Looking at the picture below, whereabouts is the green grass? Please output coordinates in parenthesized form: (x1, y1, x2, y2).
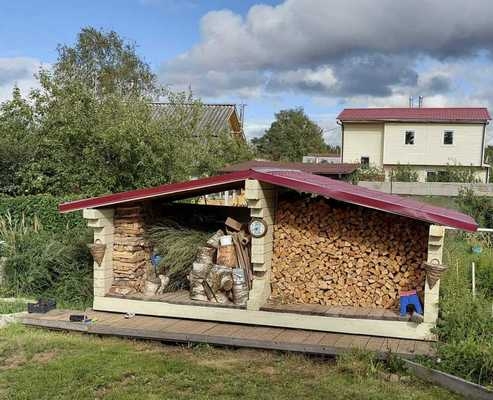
(433, 233, 493, 386)
(0, 300, 27, 314)
(0, 324, 461, 400)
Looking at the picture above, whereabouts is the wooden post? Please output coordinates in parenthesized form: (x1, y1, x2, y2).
(472, 262, 476, 297)
(424, 225, 445, 325)
(83, 208, 115, 297)
(244, 179, 277, 310)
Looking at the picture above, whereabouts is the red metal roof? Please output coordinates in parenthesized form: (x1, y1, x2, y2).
(219, 160, 358, 175)
(337, 107, 491, 123)
(59, 169, 477, 231)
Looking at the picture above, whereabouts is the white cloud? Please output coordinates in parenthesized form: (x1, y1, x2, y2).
(0, 57, 42, 102)
(160, 0, 493, 100)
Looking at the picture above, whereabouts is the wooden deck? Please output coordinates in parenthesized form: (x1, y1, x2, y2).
(262, 302, 404, 321)
(107, 290, 245, 310)
(109, 291, 403, 321)
(19, 309, 434, 358)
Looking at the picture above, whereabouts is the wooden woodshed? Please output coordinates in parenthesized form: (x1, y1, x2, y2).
(59, 168, 477, 341)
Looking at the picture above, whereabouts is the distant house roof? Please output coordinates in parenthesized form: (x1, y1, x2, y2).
(59, 168, 477, 231)
(337, 107, 491, 123)
(219, 160, 358, 176)
(152, 103, 245, 141)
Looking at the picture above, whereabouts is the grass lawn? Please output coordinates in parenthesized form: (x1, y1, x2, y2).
(0, 300, 27, 314)
(0, 324, 462, 400)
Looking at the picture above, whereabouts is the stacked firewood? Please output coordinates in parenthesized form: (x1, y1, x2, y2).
(189, 217, 251, 305)
(271, 197, 429, 309)
(110, 206, 151, 295)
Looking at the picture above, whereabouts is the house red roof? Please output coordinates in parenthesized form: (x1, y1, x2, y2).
(59, 169, 478, 231)
(219, 160, 358, 176)
(337, 107, 491, 123)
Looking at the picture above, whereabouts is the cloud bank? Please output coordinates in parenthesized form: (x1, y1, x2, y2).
(160, 0, 493, 105)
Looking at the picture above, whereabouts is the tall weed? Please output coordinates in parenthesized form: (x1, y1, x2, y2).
(0, 213, 92, 309)
(436, 234, 493, 386)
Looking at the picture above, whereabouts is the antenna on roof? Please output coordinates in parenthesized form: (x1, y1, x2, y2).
(418, 96, 424, 108)
(239, 102, 246, 129)
(409, 96, 414, 108)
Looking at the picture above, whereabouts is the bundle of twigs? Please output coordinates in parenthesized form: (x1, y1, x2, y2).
(146, 220, 211, 291)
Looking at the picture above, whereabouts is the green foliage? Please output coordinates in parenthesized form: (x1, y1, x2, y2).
(252, 108, 326, 161)
(336, 350, 383, 378)
(350, 166, 386, 183)
(434, 234, 493, 386)
(0, 300, 27, 314)
(0, 325, 459, 400)
(0, 194, 84, 232)
(426, 164, 480, 183)
(55, 27, 156, 98)
(456, 188, 493, 228)
(0, 28, 252, 197)
(146, 221, 211, 291)
(389, 164, 418, 182)
(0, 214, 92, 309)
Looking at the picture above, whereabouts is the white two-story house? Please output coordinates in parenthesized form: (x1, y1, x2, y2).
(338, 107, 491, 182)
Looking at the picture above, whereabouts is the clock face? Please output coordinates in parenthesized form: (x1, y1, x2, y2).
(249, 219, 267, 238)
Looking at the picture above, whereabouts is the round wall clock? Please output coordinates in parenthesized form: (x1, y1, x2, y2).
(248, 218, 268, 238)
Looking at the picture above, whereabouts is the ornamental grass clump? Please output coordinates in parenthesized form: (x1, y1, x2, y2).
(0, 213, 92, 309)
(146, 220, 211, 291)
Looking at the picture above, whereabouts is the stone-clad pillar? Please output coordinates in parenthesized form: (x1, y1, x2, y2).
(424, 225, 445, 325)
(244, 179, 277, 310)
(83, 208, 115, 297)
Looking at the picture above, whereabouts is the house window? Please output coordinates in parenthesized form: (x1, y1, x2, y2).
(443, 130, 454, 145)
(360, 156, 370, 168)
(405, 130, 415, 145)
(426, 171, 437, 182)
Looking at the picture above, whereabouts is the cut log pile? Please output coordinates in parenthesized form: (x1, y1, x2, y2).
(109, 206, 151, 296)
(271, 197, 429, 309)
(188, 217, 252, 305)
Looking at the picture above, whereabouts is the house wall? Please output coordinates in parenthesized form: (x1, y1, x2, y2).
(342, 121, 488, 182)
(383, 122, 485, 166)
(342, 123, 384, 165)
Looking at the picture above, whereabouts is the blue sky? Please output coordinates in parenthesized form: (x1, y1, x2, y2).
(1, 0, 493, 144)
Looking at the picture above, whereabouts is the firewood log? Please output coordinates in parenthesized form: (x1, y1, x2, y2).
(271, 197, 428, 309)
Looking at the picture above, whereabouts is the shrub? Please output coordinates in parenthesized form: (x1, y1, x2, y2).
(350, 166, 386, 183)
(0, 213, 92, 309)
(389, 164, 418, 182)
(0, 194, 84, 232)
(456, 188, 493, 228)
(426, 164, 480, 183)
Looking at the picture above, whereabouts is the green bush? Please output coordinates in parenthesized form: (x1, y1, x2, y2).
(0, 214, 92, 309)
(389, 164, 418, 182)
(0, 194, 84, 232)
(426, 164, 480, 183)
(350, 166, 386, 183)
(456, 188, 493, 228)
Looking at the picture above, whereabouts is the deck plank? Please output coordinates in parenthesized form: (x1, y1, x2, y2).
(19, 309, 434, 358)
(274, 329, 312, 344)
(200, 322, 243, 337)
(349, 335, 371, 350)
(365, 337, 385, 352)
